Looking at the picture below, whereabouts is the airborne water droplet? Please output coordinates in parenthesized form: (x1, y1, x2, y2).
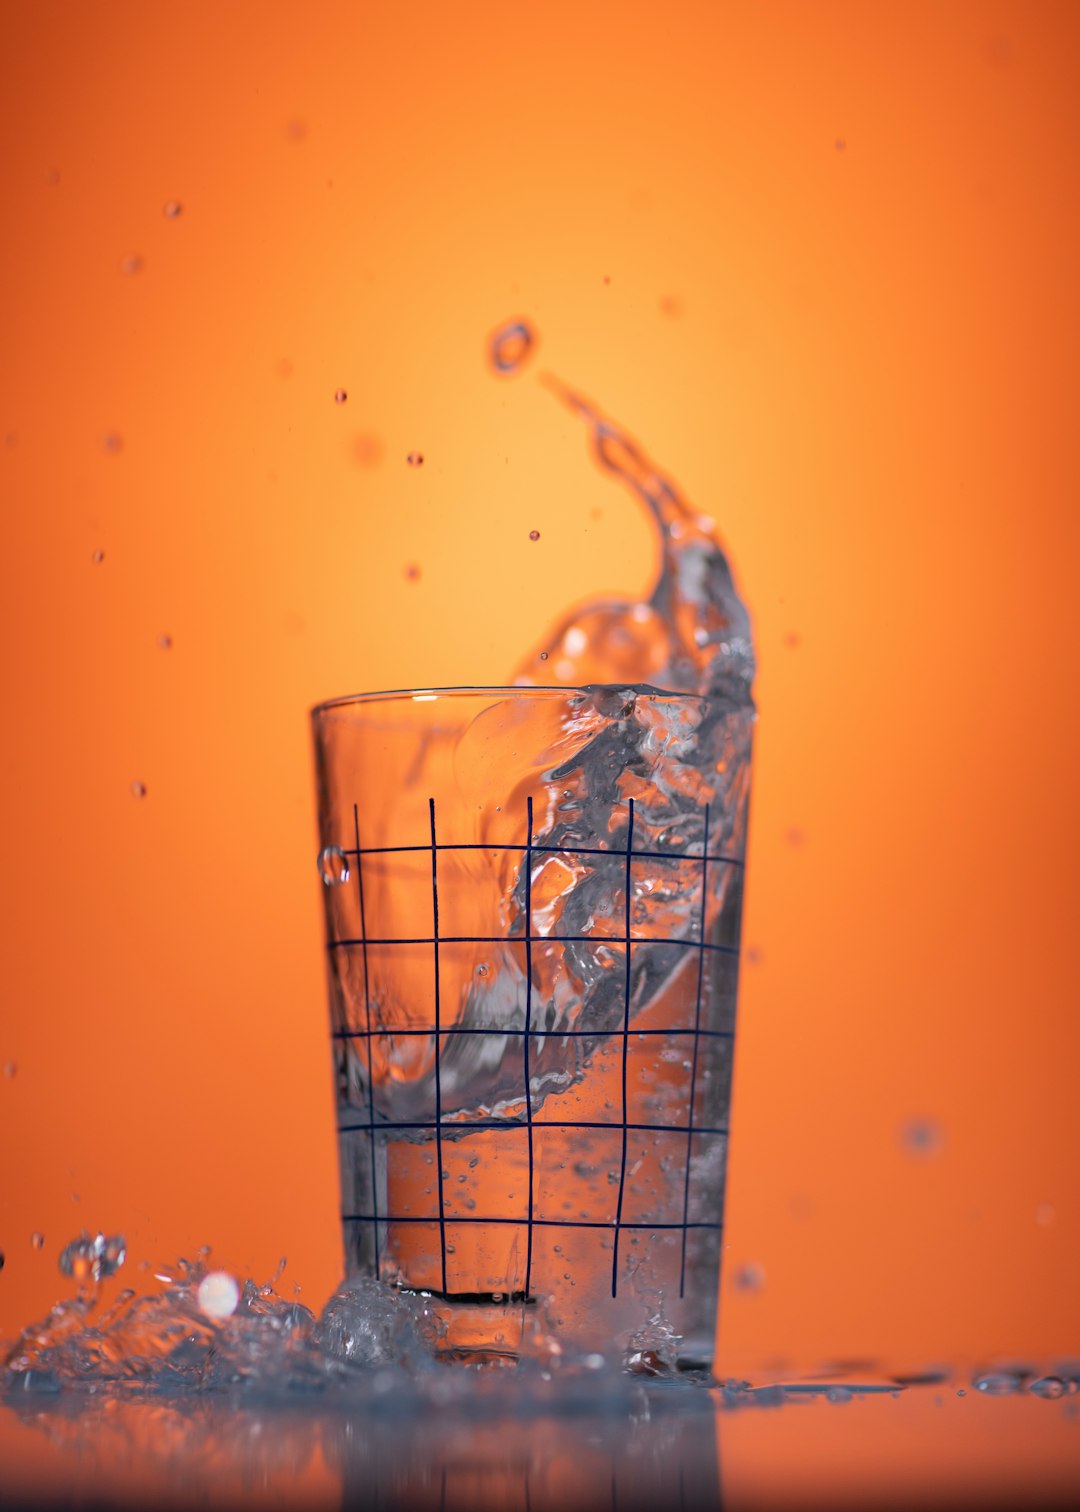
(732, 1262, 765, 1293)
(131, 781, 147, 798)
(163, 200, 182, 218)
(901, 1118, 942, 1158)
(197, 1270, 240, 1319)
(92, 549, 105, 564)
(318, 846, 350, 886)
(158, 633, 172, 650)
(31, 1232, 44, 1249)
(406, 452, 424, 467)
(488, 319, 535, 376)
(529, 530, 540, 541)
(334, 389, 347, 404)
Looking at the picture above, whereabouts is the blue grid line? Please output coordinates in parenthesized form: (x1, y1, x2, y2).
(328, 935, 738, 956)
(341, 1214, 723, 1231)
(679, 800, 709, 1298)
(610, 797, 635, 1297)
(333, 1025, 733, 1041)
(352, 803, 379, 1277)
(523, 794, 536, 1298)
(341, 841, 743, 868)
(339, 1119, 728, 1136)
(429, 797, 448, 1296)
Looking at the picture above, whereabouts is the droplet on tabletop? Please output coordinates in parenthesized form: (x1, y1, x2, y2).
(163, 200, 182, 218)
(334, 389, 347, 404)
(826, 1386, 853, 1403)
(197, 1270, 240, 1319)
(406, 451, 423, 467)
(974, 1371, 1022, 1396)
(488, 319, 535, 376)
(319, 846, 350, 886)
(131, 781, 147, 799)
(1029, 1376, 1066, 1399)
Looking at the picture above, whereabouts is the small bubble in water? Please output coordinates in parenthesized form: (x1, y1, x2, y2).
(488, 319, 535, 376)
(120, 254, 144, 275)
(468, 1156, 480, 1169)
(163, 200, 182, 218)
(1029, 1376, 1066, 1398)
(318, 846, 350, 886)
(826, 1386, 853, 1403)
(529, 529, 540, 541)
(31, 1232, 44, 1249)
(476, 963, 489, 977)
(901, 1117, 942, 1158)
(131, 780, 146, 798)
(732, 1262, 765, 1293)
(406, 452, 424, 467)
(197, 1270, 239, 1319)
(334, 389, 347, 404)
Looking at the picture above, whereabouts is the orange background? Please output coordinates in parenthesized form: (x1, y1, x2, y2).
(1, 0, 1078, 1376)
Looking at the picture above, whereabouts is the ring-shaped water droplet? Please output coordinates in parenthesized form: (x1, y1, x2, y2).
(488, 319, 535, 376)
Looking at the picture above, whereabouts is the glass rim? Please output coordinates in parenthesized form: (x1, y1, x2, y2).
(310, 683, 711, 717)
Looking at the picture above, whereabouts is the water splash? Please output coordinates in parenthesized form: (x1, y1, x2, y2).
(514, 373, 754, 705)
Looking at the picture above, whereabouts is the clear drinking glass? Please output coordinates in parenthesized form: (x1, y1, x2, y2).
(311, 685, 753, 1366)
